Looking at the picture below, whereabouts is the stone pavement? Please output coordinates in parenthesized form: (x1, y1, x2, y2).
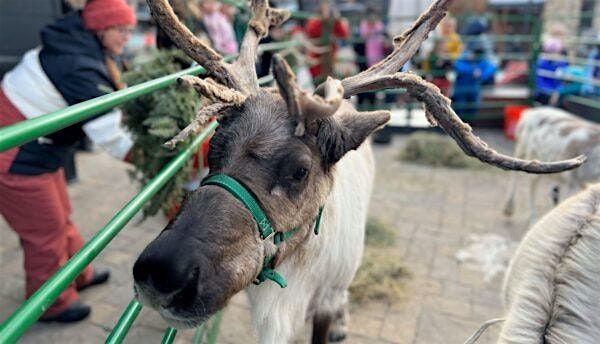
(0, 129, 560, 343)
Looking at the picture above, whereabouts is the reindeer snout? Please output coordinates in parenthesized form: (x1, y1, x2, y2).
(133, 231, 200, 297)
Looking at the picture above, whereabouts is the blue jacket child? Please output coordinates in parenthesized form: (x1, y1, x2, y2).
(451, 43, 496, 120)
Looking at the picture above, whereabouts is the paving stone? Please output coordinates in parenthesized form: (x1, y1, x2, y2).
(379, 310, 418, 344)
(413, 308, 481, 344)
(347, 312, 384, 338)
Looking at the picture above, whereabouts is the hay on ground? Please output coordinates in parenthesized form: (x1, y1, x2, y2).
(398, 132, 487, 169)
(349, 248, 409, 304)
(349, 217, 408, 304)
(365, 217, 397, 247)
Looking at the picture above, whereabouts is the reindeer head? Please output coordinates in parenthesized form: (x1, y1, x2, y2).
(133, 0, 585, 328)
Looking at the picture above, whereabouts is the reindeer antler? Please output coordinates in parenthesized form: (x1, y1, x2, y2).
(233, 0, 291, 93)
(272, 54, 343, 136)
(146, 0, 239, 89)
(163, 103, 235, 149)
(147, 0, 289, 95)
(314, 0, 586, 174)
(178, 76, 246, 104)
(147, 0, 291, 148)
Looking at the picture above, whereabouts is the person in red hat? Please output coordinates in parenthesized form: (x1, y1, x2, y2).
(0, 0, 136, 323)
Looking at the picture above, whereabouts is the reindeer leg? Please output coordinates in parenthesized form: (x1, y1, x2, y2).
(529, 175, 541, 224)
(328, 301, 349, 342)
(551, 185, 561, 205)
(503, 171, 518, 217)
(312, 312, 333, 344)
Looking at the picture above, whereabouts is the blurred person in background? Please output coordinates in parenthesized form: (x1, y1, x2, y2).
(357, 6, 386, 109)
(460, 0, 494, 64)
(0, 0, 136, 323)
(451, 42, 496, 121)
(438, 16, 462, 61)
(534, 36, 569, 105)
(218, 2, 248, 47)
(420, 16, 462, 97)
(200, 0, 238, 55)
(305, 0, 349, 85)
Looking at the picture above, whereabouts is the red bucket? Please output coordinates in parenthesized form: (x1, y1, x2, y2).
(504, 105, 529, 141)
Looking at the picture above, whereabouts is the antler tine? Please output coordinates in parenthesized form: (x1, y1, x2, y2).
(179, 76, 246, 104)
(316, 0, 452, 97)
(164, 102, 233, 149)
(146, 0, 240, 89)
(233, 0, 291, 93)
(359, 72, 587, 174)
(272, 54, 343, 136)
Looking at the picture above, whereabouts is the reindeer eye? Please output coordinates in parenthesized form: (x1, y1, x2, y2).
(293, 167, 308, 181)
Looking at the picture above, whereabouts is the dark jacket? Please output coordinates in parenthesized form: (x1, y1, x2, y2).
(40, 11, 115, 144)
(9, 12, 115, 175)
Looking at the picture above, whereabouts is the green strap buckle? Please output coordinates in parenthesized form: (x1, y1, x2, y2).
(314, 207, 324, 235)
(253, 267, 287, 288)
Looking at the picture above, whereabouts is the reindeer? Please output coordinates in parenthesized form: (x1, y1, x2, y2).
(500, 183, 600, 343)
(503, 107, 600, 222)
(132, 1, 585, 343)
(466, 183, 600, 344)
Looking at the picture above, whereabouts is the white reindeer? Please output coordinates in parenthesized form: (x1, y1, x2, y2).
(501, 184, 600, 343)
(466, 184, 600, 344)
(132, 1, 583, 343)
(504, 107, 600, 222)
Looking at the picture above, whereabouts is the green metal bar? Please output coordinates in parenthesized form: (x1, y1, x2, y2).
(161, 327, 178, 344)
(192, 322, 208, 344)
(191, 312, 223, 344)
(0, 122, 218, 343)
(0, 40, 300, 153)
(206, 312, 223, 344)
(105, 299, 143, 344)
(257, 40, 299, 54)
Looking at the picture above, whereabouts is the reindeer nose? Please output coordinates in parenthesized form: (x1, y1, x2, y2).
(133, 231, 199, 295)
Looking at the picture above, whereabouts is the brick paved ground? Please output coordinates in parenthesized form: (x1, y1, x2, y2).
(0, 129, 559, 343)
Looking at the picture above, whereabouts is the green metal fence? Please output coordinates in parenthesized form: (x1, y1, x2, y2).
(0, 41, 297, 344)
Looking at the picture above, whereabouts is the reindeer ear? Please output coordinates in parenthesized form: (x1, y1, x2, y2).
(316, 111, 390, 166)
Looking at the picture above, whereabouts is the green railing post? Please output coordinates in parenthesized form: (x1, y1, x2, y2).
(161, 327, 178, 344)
(105, 299, 143, 344)
(0, 122, 217, 343)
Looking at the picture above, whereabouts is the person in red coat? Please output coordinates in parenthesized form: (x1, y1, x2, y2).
(0, 0, 136, 323)
(305, 0, 350, 84)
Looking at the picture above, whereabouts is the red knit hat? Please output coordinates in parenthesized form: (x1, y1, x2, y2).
(82, 0, 137, 32)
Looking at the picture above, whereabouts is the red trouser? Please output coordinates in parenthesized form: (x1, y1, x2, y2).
(0, 169, 93, 316)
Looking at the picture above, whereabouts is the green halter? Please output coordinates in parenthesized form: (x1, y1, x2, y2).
(201, 174, 324, 288)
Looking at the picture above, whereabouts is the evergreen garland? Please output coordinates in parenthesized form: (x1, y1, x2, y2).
(122, 50, 202, 219)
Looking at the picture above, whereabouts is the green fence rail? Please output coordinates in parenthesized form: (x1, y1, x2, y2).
(0, 122, 217, 343)
(0, 40, 295, 343)
(0, 41, 299, 153)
